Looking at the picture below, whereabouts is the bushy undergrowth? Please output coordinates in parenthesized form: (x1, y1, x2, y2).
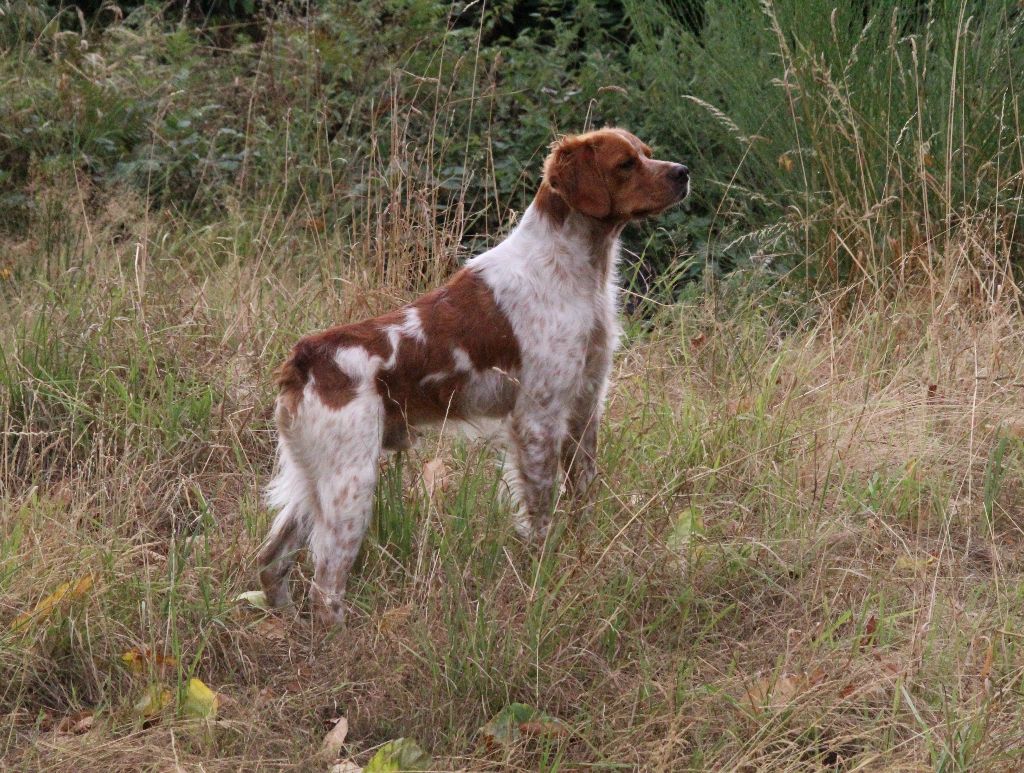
(3, 1, 1020, 291)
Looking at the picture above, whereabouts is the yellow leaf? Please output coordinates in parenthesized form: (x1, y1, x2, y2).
(12, 574, 94, 630)
(778, 153, 795, 172)
(182, 678, 220, 719)
(120, 647, 177, 675)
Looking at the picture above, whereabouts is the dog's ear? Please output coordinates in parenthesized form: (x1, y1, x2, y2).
(544, 137, 611, 219)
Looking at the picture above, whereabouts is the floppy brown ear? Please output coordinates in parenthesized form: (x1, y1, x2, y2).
(544, 139, 611, 219)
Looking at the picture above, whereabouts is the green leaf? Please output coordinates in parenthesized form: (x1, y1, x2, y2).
(667, 507, 704, 552)
(364, 738, 431, 772)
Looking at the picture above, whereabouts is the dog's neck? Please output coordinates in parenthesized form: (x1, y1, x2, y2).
(519, 181, 625, 282)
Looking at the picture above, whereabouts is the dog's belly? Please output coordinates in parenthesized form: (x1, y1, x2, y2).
(378, 363, 519, 450)
(453, 366, 519, 418)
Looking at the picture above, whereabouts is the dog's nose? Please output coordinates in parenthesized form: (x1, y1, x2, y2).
(671, 164, 689, 182)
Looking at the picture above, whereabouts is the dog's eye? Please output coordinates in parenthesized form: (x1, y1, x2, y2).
(618, 158, 637, 171)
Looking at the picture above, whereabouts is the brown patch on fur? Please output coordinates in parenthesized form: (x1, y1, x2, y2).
(276, 337, 360, 412)
(272, 268, 521, 448)
(377, 268, 520, 434)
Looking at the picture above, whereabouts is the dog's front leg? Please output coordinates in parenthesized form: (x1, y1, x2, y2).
(506, 405, 567, 541)
(561, 345, 612, 501)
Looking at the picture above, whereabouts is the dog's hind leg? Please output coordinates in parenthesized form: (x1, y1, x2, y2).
(306, 394, 384, 625)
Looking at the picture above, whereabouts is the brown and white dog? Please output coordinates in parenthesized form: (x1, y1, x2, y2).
(259, 128, 689, 624)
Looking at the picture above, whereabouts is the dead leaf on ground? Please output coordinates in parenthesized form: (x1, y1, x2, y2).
(235, 590, 270, 611)
(11, 574, 95, 630)
(120, 647, 178, 676)
(55, 711, 94, 735)
(745, 669, 827, 711)
(479, 703, 569, 749)
(421, 457, 448, 500)
(321, 716, 349, 759)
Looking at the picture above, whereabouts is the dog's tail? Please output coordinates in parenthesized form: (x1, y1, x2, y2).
(260, 341, 323, 606)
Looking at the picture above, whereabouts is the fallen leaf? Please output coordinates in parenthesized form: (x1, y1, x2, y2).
(421, 458, 448, 500)
(182, 678, 220, 719)
(745, 671, 821, 710)
(690, 332, 708, 351)
(120, 647, 178, 676)
(56, 711, 94, 735)
(894, 554, 935, 574)
(257, 616, 287, 641)
(321, 716, 349, 759)
(12, 574, 95, 630)
(364, 738, 431, 772)
(479, 703, 569, 749)
(860, 614, 878, 648)
(235, 590, 270, 611)
(778, 153, 795, 172)
(134, 684, 172, 718)
(666, 507, 705, 565)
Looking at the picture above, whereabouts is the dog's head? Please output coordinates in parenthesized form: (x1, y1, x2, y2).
(543, 128, 689, 221)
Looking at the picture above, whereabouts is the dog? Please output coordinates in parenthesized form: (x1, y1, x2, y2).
(258, 127, 689, 624)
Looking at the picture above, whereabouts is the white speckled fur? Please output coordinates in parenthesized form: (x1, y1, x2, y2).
(468, 205, 622, 537)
